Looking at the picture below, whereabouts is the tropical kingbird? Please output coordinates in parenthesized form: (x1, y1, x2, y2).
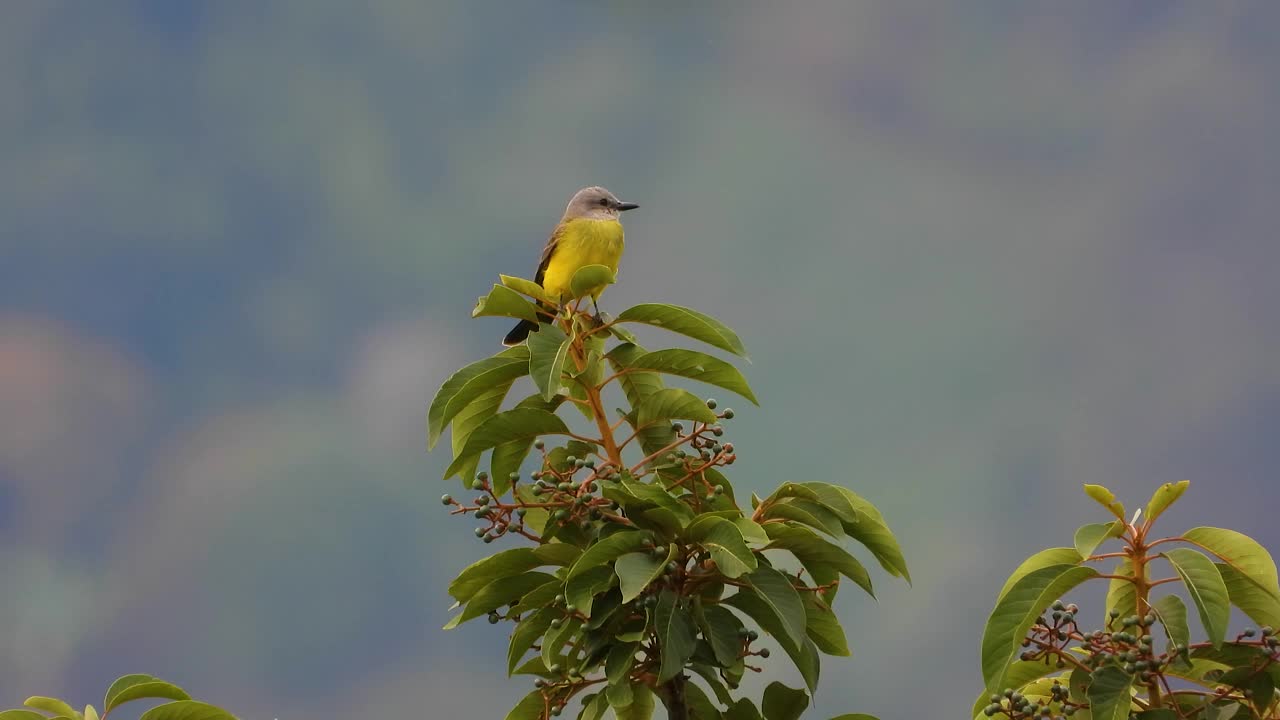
(502, 186, 638, 346)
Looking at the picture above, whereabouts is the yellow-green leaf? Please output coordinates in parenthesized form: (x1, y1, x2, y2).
(1083, 484, 1126, 520)
(473, 284, 540, 322)
(1145, 481, 1189, 524)
(616, 303, 748, 358)
(626, 348, 758, 405)
(569, 264, 616, 300)
(1164, 548, 1230, 648)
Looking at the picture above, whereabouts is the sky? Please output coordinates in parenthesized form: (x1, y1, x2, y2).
(1, 2, 1278, 718)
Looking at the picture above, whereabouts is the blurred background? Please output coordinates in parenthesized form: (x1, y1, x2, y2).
(2, 2, 1278, 717)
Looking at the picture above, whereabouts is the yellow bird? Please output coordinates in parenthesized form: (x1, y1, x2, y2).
(503, 186, 638, 346)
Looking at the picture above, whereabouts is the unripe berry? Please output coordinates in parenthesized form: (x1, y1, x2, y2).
(474, 527, 486, 537)
(759, 648, 770, 658)
(534, 439, 545, 450)
(722, 408, 734, 419)
(441, 494, 453, 505)
(672, 422, 684, 433)
(706, 398, 718, 409)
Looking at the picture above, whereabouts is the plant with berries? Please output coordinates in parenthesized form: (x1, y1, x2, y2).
(428, 267, 909, 720)
(977, 481, 1280, 720)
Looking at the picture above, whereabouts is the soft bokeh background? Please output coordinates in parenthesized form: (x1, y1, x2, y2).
(3, 2, 1278, 717)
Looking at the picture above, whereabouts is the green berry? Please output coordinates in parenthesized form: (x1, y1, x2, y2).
(671, 422, 684, 433)
(706, 398, 718, 409)
(584, 459, 596, 469)
(441, 494, 453, 505)
(488, 613, 500, 624)
(474, 527, 486, 537)
(722, 408, 734, 419)
(565, 455, 576, 465)
(534, 439, 545, 450)
(531, 486, 544, 496)
(713, 484, 725, 495)
(509, 471, 520, 482)
(747, 630, 759, 641)
(758, 648, 770, 658)
(574, 458, 586, 468)
(477, 495, 490, 505)
(552, 509, 568, 521)
(551, 618, 563, 629)
(516, 507, 528, 517)
(482, 534, 495, 543)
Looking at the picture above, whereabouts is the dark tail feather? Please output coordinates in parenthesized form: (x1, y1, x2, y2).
(503, 319, 538, 346)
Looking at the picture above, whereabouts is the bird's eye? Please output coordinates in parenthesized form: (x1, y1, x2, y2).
(599, 198, 610, 207)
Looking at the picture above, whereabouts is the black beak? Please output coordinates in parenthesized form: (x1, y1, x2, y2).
(615, 201, 639, 212)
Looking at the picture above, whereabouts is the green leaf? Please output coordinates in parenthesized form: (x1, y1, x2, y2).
(690, 664, 735, 707)
(444, 571, 558, 628)
(474, 284, 541, 322)
(500, 274, 550, 303)
(104, 682, 192, 712)
(802, 594, 850, 656)
(492, 394, 565, 494)
(445, 408, 570, 479)
(449, 381, 518, 486)
(1184, 527, 1280, 597)
(981, 564, 1099, 693)
(635, 388, 718, 426)
(1135, 711, 1179, 720)
(615, 684, 655, 720)
(685, 517, 757, 579)
(508, 608, 556, 675)
(698, 603, 747, 666)
(504, 690, 547, 720)
(105, 675, 164, 712)
(997, 548, 1084, 602)
(682, 680, 722, 720)
(763, 499, 844, 538)
(565, 564, 615, 618)
(528, 323, 572, 401)
(0, 713, 49, 720)
(1217, 562, 1280, 629)
(85, 706, 99, 720)
(567, 531, 650, 586)
(427, 346, 530, 450)
(1104, 559, 1139, 625)
(724, 700, 764, 720)
(761, 682, 808, 720)
(625, 349, 758, 405)
(723, 586, 820, 692)
(1082, 484, 1126, 520)
(827, 716, 879, 720)
(449, 545, 578, 603)
(578, 693, 609, 720)
(616, 548, 671, 604)
(137, 702, 238, 720)
(1164, 548, 1231, 647)
(606, 343, 677, 460)
(606, 642, 638, 684)
(1087, 666, 1134, 720)
(1151, 594, 1191, 654)
(570, 264, 616, 299)
(1145, 481, 1189, 524)
(616, 303, 748, 358)
(655, 590, 698, 682)
(740, 565, 807, 648)
(24, 698, 77, 717)
(1074, 521, 1123, 561)
(763, 522, 874, 598)
(798, 483, 910, 583)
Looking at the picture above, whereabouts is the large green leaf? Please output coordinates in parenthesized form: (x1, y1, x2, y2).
(1164, 548, 1230, 647)
(491, 394, 565, 494)
(762, 522, 873, 597)
(0, 712, 47, 720)
(606, 343, 676, 456)
(762, 499, 844, 538)
(723, 589, 820, 692)
(625, 349, 758, 405)
(655, 590, 698, 682)
(1145, 481, 1189, 524)
(449, 544, 579, 603)
(981, 564, 1098, 693)
(1074, 521, 1123, 561)
(761, 682, 809, 720)
(579, 693, 609, 720)
(474, 284, 541, 322)
(1082, 484, 1126, 520)
(449, 381, 518, 486)
(528, 323, 572, 401)
(997, 548, 1084, 602)
(685, 517, 757, 579)
(504, 690, 548, 720)
(445, 408, 570, 479)
(564, 565, 616, 618)
(137, 702, 238, 720)
(1184, 527, 1280, 597)
(1151, 594, 1191, 653)
(802, 594, 850, 656)
(698, 603, 747, 666)
(23, 698, 77, 717)
(570, 264, 616, 299)
(616, 304, 747, 358)
(616, 548, 671, 604)
(103, 681, 191, 712)
(508, 608, 556, 675)
(499, 274, 550, 303)
(606, 642, 638, 684)
(1086, 666, 1134, 720)
(615, 685, 655, 720)
(635, 388, 718, 426)
(1104, 559, 1139, 625)
(740, 566, 807, 648)
(682, 679, 722, 720)
(798, 483, 910, 583)
(427, 346, 530, 449)
(567, 531, 651, 584)
(724, 700, 764, 720)
(444, 571, 558, 628)
(1217, 562, 1280, 628)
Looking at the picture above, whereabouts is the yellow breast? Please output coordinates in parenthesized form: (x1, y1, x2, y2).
(541, 218, 625, 301)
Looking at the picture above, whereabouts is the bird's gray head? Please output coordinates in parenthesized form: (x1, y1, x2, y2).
(562, 186, 639, 221)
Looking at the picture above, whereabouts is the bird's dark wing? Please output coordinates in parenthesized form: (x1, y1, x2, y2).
(533, 223, 566, 287)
